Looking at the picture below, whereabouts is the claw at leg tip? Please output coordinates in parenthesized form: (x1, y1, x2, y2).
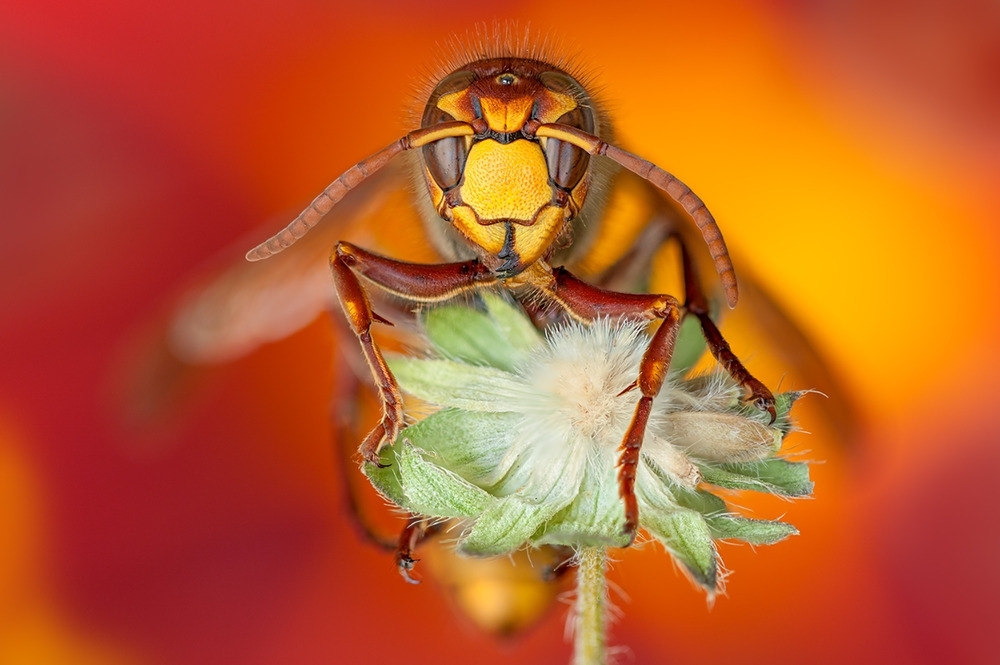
(397, 558, 421, 585)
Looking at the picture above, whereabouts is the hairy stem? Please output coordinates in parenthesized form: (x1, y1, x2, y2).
(573, 547, 608, 665)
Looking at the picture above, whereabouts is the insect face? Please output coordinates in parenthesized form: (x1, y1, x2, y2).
(419, 59, 598, 276)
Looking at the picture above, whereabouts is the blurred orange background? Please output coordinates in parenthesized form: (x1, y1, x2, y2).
(1, 1, 998, 663)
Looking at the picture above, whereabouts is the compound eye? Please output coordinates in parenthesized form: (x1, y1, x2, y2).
(420, 70, 476, 191)
(422, 107, 467, 191)
(545, 107, 593, 191)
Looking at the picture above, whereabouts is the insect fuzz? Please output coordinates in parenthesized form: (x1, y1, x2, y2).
(246, 49, 777, 569)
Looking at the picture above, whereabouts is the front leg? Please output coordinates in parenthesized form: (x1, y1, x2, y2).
(331, 241, 496, 464)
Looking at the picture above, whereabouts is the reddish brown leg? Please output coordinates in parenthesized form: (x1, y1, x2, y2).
(676, 236, 776, 422)
(396, 515, 445, 584)
(335, 381, 439, 584)
(328, 334, 399, 552)
(331, 241, 496, 465)
(546, 268, 683, 542)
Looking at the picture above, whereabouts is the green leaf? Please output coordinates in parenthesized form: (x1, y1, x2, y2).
(699, 458, 813, 497)
(706, 515, 798, 544)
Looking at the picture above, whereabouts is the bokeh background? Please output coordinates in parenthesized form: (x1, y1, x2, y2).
(2, 0, 998, 663)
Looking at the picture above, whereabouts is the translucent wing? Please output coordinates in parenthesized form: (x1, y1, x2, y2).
(167, 159, 428, 365)
(719, 275, 862, 446)
(120, 160, 432, 427)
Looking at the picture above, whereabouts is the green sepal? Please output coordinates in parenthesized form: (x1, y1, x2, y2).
(638, 481, 717, 589)
(672, 487, 728, 515)
(533, 462, 631, 549)
(480, 293, 545, 359)
(420, 294, 541, 372)
(362, 444, 406, 506)
(706, 515, 798, 544)
(395, 443, 492, 518)
(645, 508, 718, 590)
(389, 358, 519, 412)
(460, 495, 553, 556)
(699, 458, 813, 497)
(388, 408, 520, 488)
(671, 486, 799, 544)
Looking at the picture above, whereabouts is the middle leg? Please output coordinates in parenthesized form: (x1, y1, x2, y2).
(675, 235, 776, 421)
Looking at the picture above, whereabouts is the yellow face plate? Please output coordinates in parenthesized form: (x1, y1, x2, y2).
(460, 140, 550, 222)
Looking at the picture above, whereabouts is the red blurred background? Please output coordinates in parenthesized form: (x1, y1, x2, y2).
(1, 1, 998, 663)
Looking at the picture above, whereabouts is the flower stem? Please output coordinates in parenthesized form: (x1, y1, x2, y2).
(573, 546, 608, 665)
